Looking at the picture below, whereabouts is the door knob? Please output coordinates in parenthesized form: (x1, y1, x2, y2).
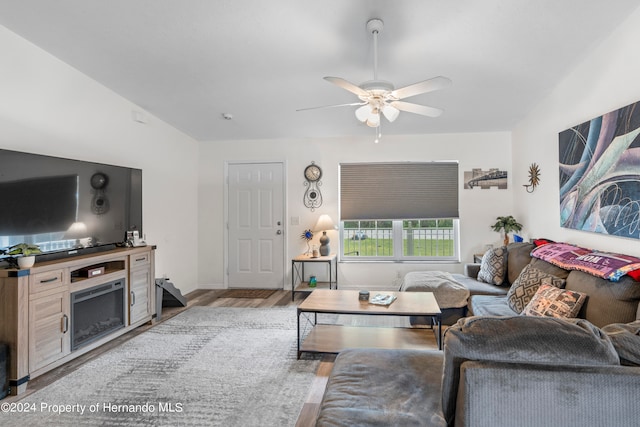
(276, 230, 282, 235)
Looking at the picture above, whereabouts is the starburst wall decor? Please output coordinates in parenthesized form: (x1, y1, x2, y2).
(524, 163, 541, 193)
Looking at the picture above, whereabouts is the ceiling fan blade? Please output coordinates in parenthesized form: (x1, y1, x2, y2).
(297, 101, 366, 112)
(324, 76, 369, 97)
(391, 76, 452, 100)
(391, 101, 443, 118)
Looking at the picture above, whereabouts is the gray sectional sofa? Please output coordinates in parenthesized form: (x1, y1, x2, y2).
(315, 242, 640, 426)
(401, 243, 536, 325)
(463, 242, 640, 327)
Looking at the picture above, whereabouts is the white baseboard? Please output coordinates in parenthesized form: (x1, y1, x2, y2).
(198, 283, 226, 290)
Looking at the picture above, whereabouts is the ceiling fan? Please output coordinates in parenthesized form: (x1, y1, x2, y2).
(299, 18, 452, 140)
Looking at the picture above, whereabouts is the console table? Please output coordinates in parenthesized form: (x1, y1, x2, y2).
(0, 246, 156, 396)
(291, 253, 337, 300)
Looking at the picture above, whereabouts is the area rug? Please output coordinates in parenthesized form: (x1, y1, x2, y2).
(218, 289, 277, 299)
(0, 307, 319, 427)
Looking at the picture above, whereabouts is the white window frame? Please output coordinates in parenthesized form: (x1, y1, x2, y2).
(340, 219, 460, 262)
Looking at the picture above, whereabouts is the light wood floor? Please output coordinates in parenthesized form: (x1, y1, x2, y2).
(7, 289, 437, 426)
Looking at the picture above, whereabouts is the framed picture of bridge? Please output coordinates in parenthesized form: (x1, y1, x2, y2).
(464, 168, 508, 189)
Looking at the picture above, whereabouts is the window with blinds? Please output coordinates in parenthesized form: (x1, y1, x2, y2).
(339, 162, 460, 261)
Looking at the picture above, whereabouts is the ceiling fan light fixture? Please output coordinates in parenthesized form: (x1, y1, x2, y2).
(382, 104, 399, 122)
(303, 18, 451, 131)
(355, 105, 371, 122)
(366, 113, 380, 127)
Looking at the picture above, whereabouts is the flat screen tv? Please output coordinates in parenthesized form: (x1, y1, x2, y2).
(0, 149, 142, 262)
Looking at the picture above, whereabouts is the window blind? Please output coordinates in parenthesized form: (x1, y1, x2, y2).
(340, 162, 459, 220)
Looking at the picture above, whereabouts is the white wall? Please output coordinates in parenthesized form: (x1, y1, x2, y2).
(512, 6, 640, 257)
(0, 26, 201, 293)
(199, 132, 513, 290)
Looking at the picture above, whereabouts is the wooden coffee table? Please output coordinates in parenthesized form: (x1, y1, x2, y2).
(297, 289, 442, 358)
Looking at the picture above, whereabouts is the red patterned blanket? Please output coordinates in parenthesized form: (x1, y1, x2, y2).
(531, 242, 640, 282)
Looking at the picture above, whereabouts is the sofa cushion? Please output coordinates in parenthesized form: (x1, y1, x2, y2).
(456, 362, 640, 427)
(452, 273, 510, 296)
(522, 283, 587, 318)
(316, 348, 446, 427)
(463, 263, 481, 280)
(441, 316, 620, 425)
(565, 271, 640, 327)
(505, 242, 535, 285)
(527, 257, 571, 280)
(467, 295, 518, 316)
(506, 264, 566, 313)
(477, 246, 507, 285)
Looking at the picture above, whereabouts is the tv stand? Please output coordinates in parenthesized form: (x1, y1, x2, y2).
(0, 245, 156, 396)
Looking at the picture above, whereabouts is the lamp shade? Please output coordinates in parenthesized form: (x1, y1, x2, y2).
(314, 214, 335, 232)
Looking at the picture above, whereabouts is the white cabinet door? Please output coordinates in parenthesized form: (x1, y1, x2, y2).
(129, 267, 151, 324)
(29, 291, 70, 372)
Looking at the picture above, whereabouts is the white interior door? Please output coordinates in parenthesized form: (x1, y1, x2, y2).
(228, 162, 285, 289)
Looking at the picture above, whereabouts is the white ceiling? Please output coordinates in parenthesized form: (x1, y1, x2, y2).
(0, 0, 638, 142)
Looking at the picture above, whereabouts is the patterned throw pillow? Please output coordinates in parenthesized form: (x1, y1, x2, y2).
(477, 246, 507, 285)
(522, 283, 587, 318)
(507, 265, 566, 313)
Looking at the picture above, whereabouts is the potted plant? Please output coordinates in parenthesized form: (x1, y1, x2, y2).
(491, 216, 523, 246)
(2, 243, 42, 269)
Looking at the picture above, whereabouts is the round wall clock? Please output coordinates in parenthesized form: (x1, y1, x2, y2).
(303, 162, 323, 211)
(304, 164, 322, 182)
(90, 172, 109, 189)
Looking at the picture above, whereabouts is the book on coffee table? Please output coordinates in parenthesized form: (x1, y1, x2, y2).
(369, 293, 397, 306)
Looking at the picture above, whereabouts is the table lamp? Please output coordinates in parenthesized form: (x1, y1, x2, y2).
(314, 214, 335, 256)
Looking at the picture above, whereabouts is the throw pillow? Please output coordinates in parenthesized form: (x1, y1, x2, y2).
(533, 238, 555, 247)
(522, 283, 587, 318)
(477, 246, 507, 285)
(507, 264, 565, 313)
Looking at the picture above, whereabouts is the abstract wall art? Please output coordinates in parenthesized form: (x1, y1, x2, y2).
(559, 100, 640, 239)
